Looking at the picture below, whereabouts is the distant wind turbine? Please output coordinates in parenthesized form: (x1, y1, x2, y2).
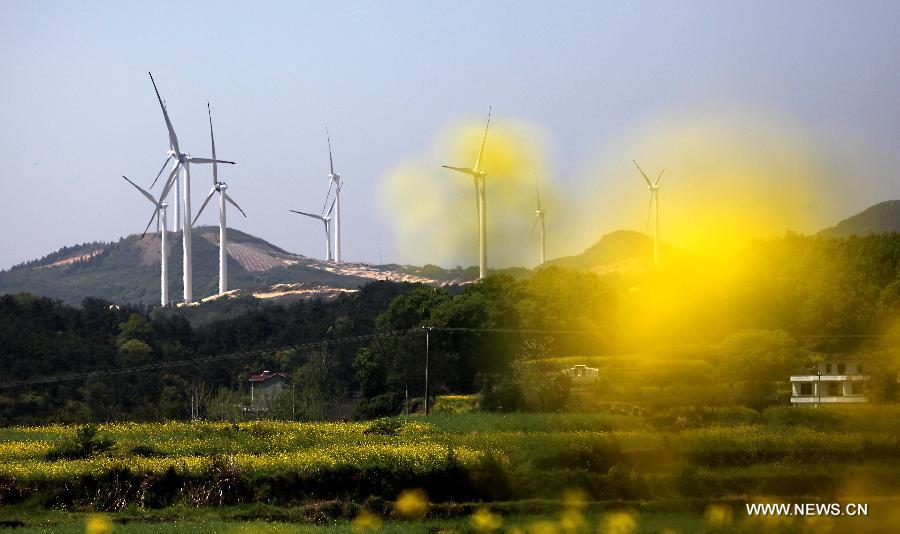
(530, 175, 546, 265)
(325, 130, 344, 263)
(633, 160, 665, 267)
(192, 103, 247, 295)
(122, 175, 174, 306)
(289, 199, 336, 261)
(147, 72, 235, 303)
(442, 107, 491, 279)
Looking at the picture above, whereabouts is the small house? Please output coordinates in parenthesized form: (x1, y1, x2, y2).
(790, 359, 869, 405)
(563, 364, 599, 381)
(249, 370, 290, 411)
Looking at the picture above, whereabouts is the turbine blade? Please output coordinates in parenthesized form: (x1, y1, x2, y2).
(208, 102, 218, 184)
(189, 157, 235, 165)
(535, 174, 542, 210)
(140, 207, 158, 239)
(159, 164, 181, 200)
(633, 160, 652, 187)
(122, 175, 157, 206)
(149, 72, 179, 155)
(156, 208, 161, 234)
(326, 127, 334, 175)
(646, 193, 653, 232)
(192, 187, 218, 226)
(224, 193, 247, 218)
(654, 168, 665, 186)
(149, 155, 173, 189)
(530, 214, 540, 239)
(321, 178, 334, 217)
(442, 165, 478, 176)
(290, 209, 324, 221)
(326, 198, 336, 217)
(473, 106, 491, 172)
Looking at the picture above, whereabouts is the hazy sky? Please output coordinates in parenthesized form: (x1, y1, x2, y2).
(1, 1, 898, 270)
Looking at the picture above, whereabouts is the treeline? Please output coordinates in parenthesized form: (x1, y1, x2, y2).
(0, 233, 897, 424)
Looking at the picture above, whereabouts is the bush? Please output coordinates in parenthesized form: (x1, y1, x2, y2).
(45, 425, 115, 461)
(363, 418, 403, 436)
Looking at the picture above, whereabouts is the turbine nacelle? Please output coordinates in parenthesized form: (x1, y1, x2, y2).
(216, 182, 228, 192)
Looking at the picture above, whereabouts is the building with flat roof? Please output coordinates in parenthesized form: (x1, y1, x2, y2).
(790, 359, 869, 405)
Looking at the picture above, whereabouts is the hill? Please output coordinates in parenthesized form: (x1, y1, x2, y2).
(819, 200, 900, 237)
(0, 227, 474, 306)
(540, 230, 695, 273)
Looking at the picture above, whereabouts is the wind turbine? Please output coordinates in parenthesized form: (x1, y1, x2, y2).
(147, 72, 235, 303)
(289, 199, 336, 261)
(530, 175, 546, 265)
(442, 107, 491, 279)
(324, 129, 343, 263)
(633, 160, 665, 268)
(122, 175, 177, 306)
(191, 103, 247, 295)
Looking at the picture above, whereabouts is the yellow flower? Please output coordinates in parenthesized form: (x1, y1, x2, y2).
(352, 509, 382, 532)
(704, 505, 732, 527)
(394, 489, 429, 519)
(599, 512, 636, 534)
(471, 507, 502, 533)
(528, 520, 559, 534)
(560, 509, 586, 534)
(562, 488, 588, 511)
(85, 514, 113, 534)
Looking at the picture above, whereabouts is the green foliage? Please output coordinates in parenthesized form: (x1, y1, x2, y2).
(363, 418, 403, 436)
(45, 424, 115, 461)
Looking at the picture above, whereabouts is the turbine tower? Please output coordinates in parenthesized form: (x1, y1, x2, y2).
(325, 129, 343, 263)
(147, 73, 235, 303)
(633, 160, 665, 268)
(192, 103, 247, 295)
(289, 199, 336, 261)
(531, 175, 546, 265)
(122, 175, 175, 306)
(442, 107, 491, 279)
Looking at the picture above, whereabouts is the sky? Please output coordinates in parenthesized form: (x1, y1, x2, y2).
(1, 1, 898, 270)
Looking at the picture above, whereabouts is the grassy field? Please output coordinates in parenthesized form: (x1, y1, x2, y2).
(0, 407, 898, 531)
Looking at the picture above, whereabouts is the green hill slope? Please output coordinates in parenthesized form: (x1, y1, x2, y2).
(819, 200, 900, 237)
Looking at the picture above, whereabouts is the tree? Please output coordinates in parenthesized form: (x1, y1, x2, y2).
(159, 385, 184, 420)
(718, 329, 805, 409)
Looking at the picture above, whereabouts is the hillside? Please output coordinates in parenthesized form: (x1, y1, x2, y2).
(0, 227, 473, 306)
(540, 230, 695, 273)
(818, 200, 900, 237)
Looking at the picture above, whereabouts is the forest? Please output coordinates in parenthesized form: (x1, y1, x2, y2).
(0, 232, 897, 425)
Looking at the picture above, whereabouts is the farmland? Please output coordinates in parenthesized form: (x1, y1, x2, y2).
(0, 407, 898, 531)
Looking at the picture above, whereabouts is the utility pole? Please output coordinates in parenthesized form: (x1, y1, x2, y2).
(424, 326, 431, 415)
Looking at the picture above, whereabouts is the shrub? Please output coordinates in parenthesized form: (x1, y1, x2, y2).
(45, 425, 115, 461)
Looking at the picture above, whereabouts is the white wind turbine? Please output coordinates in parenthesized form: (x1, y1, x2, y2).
(191, 103, 247, 295)
(122, 175, 178, 306)
(633, 160, 665, 268)
(442, 107, 491, 279)
(323, 129, 343, 263)
(289, 198, 336, 261)
(146, 72, 235, 303)
(530, 175, 546, 265)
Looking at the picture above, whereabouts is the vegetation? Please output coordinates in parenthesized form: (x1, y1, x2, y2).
(0, 233, 898, 424)
(0, 409, 897, 525)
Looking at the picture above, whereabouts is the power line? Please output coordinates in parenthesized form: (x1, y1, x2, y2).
(0, 326, 890, 390)
(0, 329, 418, 390)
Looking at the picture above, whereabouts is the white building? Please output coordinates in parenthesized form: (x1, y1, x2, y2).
(563, 364, 599, 381)
(790, 359, 869, 405)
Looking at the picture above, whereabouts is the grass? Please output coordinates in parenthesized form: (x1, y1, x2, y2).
(0, 408, 898, 529)
(2, 500, 899, 533)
